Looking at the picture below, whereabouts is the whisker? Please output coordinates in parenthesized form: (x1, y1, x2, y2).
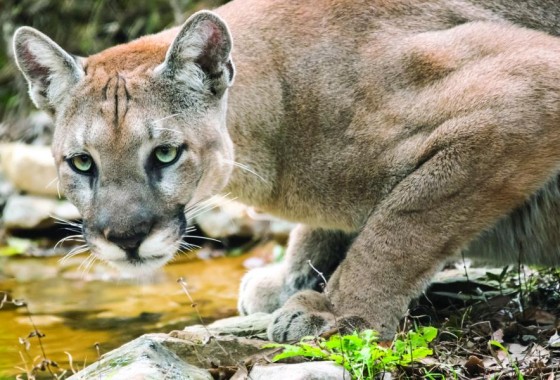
(182, 234, 222, 244)
(79, 256, 92, 278)
(60, 244, 89, 264)
(153, 113, 181, 124)
(50, 215, 82, 229)
(56, 180, 62, 199)
(77, 254, 93, 272)
(61, 227, 83, 234)
(79, 254, 98, 278)
(183, 226, 197, 233)
(85, 256, 98, 277)
(54, 234, 86, 250)
(222, 158, 267, 183)
(185, 194, 237, 222)
(45, 177, 58, 189)
(186, 192, 231, 211)
(176, 248, 195, 258)
(184, 196, 218, 215)
(179, 241, 201, 251)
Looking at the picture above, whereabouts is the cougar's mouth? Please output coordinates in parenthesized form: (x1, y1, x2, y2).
(88, 229, 182, 274)
(114, 253, 167, 265)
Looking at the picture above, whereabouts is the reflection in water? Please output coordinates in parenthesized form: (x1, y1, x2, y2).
(0, 252, 252, 378)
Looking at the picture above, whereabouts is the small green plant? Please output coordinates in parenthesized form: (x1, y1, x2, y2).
(489, 340, 524, 380)
(265, 326, 438, 379)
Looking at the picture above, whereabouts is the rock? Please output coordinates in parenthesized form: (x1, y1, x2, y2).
(268, 218, 296, 243)
(0, 143, 59, 197)
(194, 199, 266, 238)
(194, 197, 295, 240)
(68, 314, 354, 380)
(0, 173, 16, 210)
(3, 195, 80, 229)
(249, 361, 350, 380)
(166, 313, 273, 367)
(69, 314, 273, 379)
(67, 334, 213, 380)
(183, 312, 272, 338)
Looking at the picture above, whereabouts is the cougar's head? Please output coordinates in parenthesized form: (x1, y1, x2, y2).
(13, 11, 235, 273)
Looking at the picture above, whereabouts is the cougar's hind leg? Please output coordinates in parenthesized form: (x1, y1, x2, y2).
(237, 224, 355, 315)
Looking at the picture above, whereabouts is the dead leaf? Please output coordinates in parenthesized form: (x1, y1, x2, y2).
(529, 344, 550, 364)
(508, 342, 528, 362)
(520, 308, 557, 325)
(491, 329, 504, 343)
(465, 355, 484, 376)
(548, 331, 560, 347)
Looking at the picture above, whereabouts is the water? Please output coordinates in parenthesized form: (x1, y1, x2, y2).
(0, 251, 254, 379)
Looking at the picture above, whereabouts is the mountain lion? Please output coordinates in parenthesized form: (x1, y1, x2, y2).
(13, 0, 560, 341)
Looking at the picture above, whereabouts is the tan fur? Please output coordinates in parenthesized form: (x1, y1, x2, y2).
(13, 0, 560, 341)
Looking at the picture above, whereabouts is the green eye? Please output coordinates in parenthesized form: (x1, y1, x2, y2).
(69, 154, 94, 174)
(154, 145, 179, 165)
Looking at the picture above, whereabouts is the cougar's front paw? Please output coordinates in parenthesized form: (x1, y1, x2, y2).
(268, 308, 336, 342)
(238, 263, 286, 315)
(267, 290, 336, 342)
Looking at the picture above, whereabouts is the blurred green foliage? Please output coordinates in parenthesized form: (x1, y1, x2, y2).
(0, 0, 229, 122)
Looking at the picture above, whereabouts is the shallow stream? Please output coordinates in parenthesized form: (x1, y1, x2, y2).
(0, 251, 253, 379)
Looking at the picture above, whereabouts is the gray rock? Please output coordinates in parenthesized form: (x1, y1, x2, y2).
(249, 361, 350, 380)
(67, 334, 212, 380)
(166, 313, 273, 367)
(194, 197, 295, 240)
(68, 314, 356, 380)
(0, 173, 16, 209)
(183, 312, 272, 338)
(194, 199, 266, 238)
(0, 143, 59, 197)
(3, 195, 80, 229)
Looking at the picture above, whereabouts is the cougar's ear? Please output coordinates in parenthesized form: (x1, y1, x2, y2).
(13, 27, 84, 113)
(157, 11, 235, 96)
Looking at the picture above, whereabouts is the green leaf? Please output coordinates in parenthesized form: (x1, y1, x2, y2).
(489, 340, 508, 352)
(420, 326, 438, 342)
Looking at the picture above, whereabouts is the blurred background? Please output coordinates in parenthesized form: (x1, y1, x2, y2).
(0, 1, 294, 378)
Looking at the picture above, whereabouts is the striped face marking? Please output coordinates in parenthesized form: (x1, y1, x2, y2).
(101, 74, 132, 131)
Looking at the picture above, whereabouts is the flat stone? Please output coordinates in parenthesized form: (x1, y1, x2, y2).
(167, 314, 273, 367)
(0, 143, 59, 197)
(3, 195, 80, 229)
(249, 361, 350, 380)
(67, 334, 213, 380)
(185, 312, 272, 338)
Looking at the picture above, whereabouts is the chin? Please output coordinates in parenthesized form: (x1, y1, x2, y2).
(107, 254, 174, 277)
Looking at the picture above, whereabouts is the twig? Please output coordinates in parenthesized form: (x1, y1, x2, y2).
(177, 277, 254, 379)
